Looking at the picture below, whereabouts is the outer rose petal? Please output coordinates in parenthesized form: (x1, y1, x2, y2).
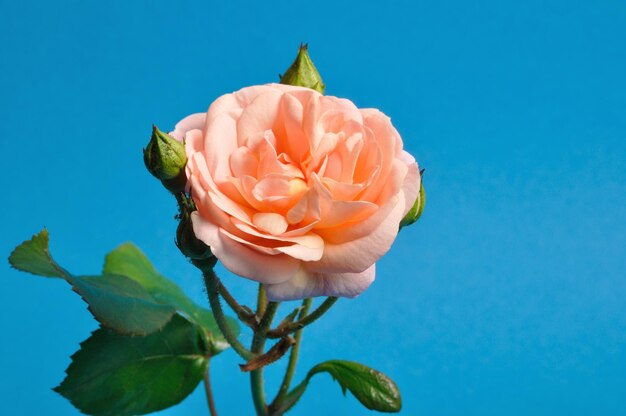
(265, 264, 376, 301)
(309, 193, 406, 273)
(400, 153, 421, 216)
(170, 113, 206, 141)
(191, 212, 300, 284)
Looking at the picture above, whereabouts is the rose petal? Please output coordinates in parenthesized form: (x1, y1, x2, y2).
(170, 113, 206, 141)
(252, 212, 288, 235)
(265, 264, 375, 300)
(230, 146, 258, 177)
(237, 90, 283, 147)
(233, 220, 324, 261)
(400, 154, 421, 217)
(191, 212, 299, 284)
(309, 193, 406, 273)
(274, 92, 309, 162)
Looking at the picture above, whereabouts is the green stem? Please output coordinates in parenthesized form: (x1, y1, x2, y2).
(203, 269, 254, 361)
(250, 299, 280, 416)
(204, 360, 218, 416)
(216, 279, 257, 328)
(256, 284, 268, 317)
(266, 297, 338, 339)
(270, 298, 312, 412)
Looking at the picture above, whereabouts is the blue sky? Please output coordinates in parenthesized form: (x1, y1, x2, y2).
(1, 0, 625, 414)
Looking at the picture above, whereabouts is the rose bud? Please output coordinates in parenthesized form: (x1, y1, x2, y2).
(400, 175, 426, 229)
(176, 214, 214, 261)
(175, 194, 214, 262)
(143, 125, 187, 193)
(280, 43, 325, 93)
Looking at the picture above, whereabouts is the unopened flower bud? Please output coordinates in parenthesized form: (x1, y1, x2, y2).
(143, 125, 187, 193)
(400, 177, 426, 230)
(280, 44, 325, 94)
(176, 215, 214, 261)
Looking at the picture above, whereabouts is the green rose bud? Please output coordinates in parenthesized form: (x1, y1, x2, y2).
(143, 125, 187, 193)
(400, 173, 426, 230)
(280, 43, 325, 93)
(175, 194, 215, 267)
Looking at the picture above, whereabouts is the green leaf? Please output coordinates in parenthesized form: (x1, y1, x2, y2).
(8, 229, 65, 278)
(10, 230, 238, 352)
(103, 243, 239, 354)
(69, 274, 176, 336)
(55, 315, 209, 416)
(103, 243, 201, 317)
(282, 360, 402, 414)
(9, 229, 176, 335)
(276, 380, 309, 415)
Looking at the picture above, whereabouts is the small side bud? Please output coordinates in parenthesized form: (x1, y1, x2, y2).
(176, 216, 213, 260)
(143, 125, 187, 193)
(175, 195, 215, 267)
(280, 43, 325, 94)
(400, 174, 426, 230)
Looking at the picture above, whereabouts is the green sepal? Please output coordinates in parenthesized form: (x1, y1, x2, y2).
(280, 44, 325, 93)
(279, 360, 402, 414)
(54, 315, 209, 416)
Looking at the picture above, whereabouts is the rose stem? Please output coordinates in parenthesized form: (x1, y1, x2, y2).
(216, 279, 258, 328)
(250, 295, 280, 416)
(266, 297, 338, 339)
(204, 360, 218, 416)
(203, 269, 254, 360)
(269, 298, 312, 411)
(256, 284, 268, 317)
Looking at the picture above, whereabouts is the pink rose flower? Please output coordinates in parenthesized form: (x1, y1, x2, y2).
(171, 84, 420, 300)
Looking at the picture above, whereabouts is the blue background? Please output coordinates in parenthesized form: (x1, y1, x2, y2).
(1, 0, 625, 414)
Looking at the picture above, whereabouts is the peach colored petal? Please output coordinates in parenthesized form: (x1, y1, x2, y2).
(399, 153, 421, 216)
(310, 174, 378, 228)
(286, 183, 321, 225)
(217, 179, 249, 207)
(275, 92, 308, 162)
(335, 130, 364, 182)
(237, 90, 283, 147)
(232, 220, 324, 261)
(170, 113, 206, 141)
(218, 227, 284, 255)
(220, 224, 323, 263)
(265, 264, 375, 300)
(320, 177, 364, 201)
(229, 147, 258, 177)
(375, 159, 409, 206)
(191, 212, 298, 284)
(183, 128, 205, 155)
(309, 193, 406, 273)
(320, 264, 376, 297)
(356, 119, 398, 202)
(231, 84, 280, 109)
(252, 213, 288, 235)
(203, 113, 239, 181)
